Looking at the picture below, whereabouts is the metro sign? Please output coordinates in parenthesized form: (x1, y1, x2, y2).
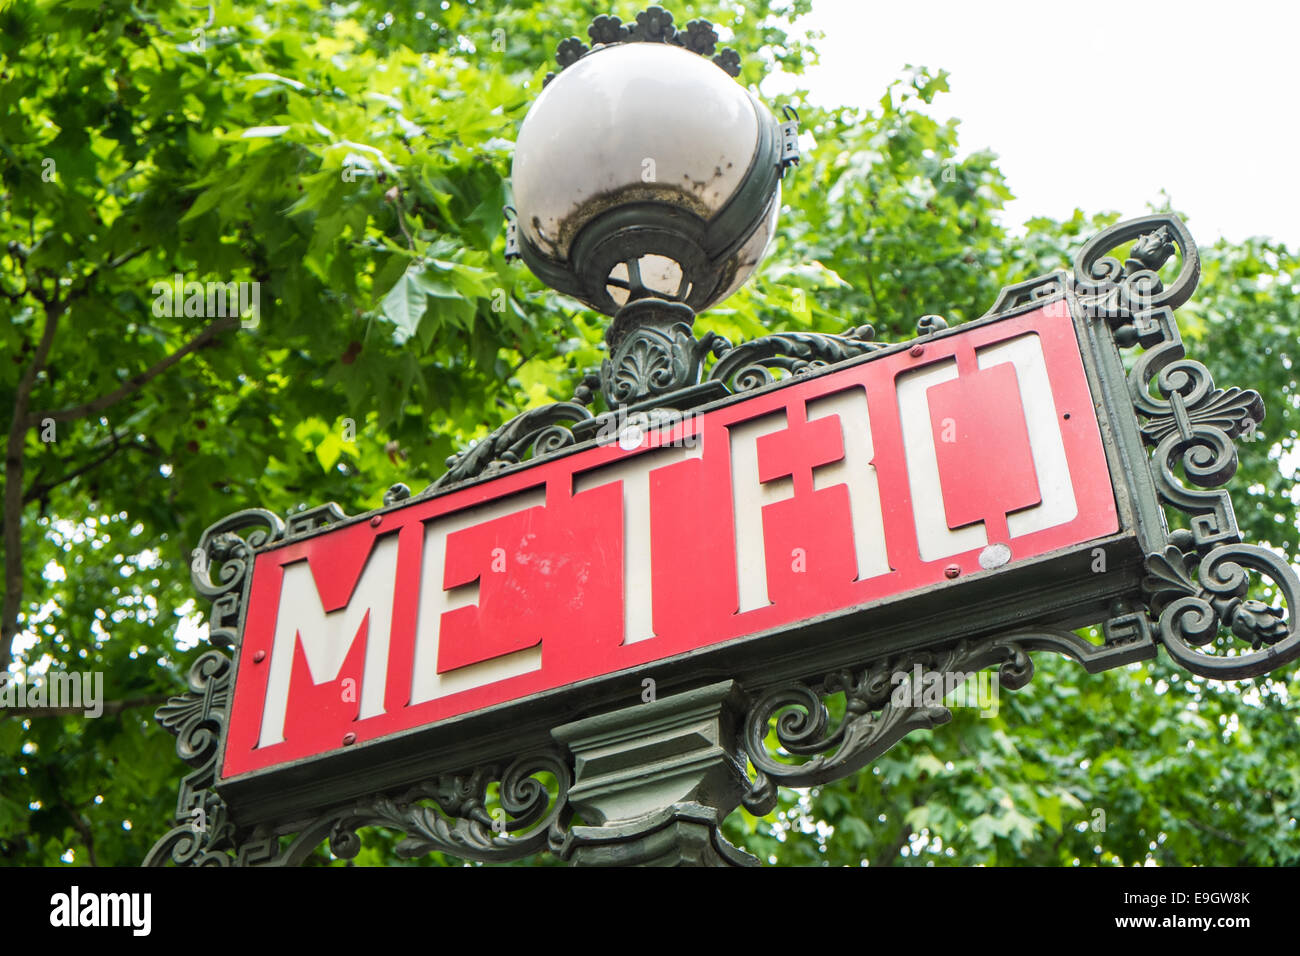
(219, 302, 1120, 787)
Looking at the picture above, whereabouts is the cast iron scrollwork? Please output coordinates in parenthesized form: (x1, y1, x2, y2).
(741, 634, 1034, 815)
(1121, 304, 1262, 548)
(233, 751, 571, 867)
(708, 325, 884, 394)
(1073, 214, 1299, 678)
(425, 400, 594, 493)
(144, 650, 238, 867)
(189, 509, 284, 649)
(1072, 214, 1200, 323)
(1142, 540, 1298, 679)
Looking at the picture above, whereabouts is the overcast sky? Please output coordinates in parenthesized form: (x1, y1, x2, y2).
(763, 0, 1300, 248)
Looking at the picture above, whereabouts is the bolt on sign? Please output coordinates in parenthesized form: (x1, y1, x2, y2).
(148, 215, 1300, 865)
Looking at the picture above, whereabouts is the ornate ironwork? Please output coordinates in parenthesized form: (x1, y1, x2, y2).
(1072, 214, 1299, 678)
(544, 6, 742, 87)
(145, 638, 572, 865)
(600, 297, 721, 407)
(149, 496, 575, 867)
(427, 305, 941, 489)
(143, 650, 237, 866)
(741, 633, 1034, 815)
(149, 213, 1300, 866)
(189, 508, 284, 649)
(425, 400, 594, 493)
(231, 751, 571, 867)
(707, 326, 883, 393)
(1143, 541, 1297, 679)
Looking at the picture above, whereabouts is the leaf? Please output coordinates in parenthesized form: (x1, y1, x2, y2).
(380, 266, 430, 341)
(181, 184, 225, 222)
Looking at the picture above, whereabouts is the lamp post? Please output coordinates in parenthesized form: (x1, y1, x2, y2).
(143, 6, 1300, 873)
(500, 5, 800, 867)
(505, 5, 798, 410)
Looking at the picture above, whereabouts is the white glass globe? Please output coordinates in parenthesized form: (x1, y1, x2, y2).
(511, 41, 782, 314)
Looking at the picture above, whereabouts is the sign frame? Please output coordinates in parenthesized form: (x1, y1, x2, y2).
(146, 214, 1300, 866)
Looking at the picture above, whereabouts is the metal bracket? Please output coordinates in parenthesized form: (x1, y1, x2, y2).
(503, 206, 520, 261)
(778, 105, 800, 176)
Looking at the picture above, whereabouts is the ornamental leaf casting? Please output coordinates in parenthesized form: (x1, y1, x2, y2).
(543, 6, 742, 86)
(600, 298, 720, 407)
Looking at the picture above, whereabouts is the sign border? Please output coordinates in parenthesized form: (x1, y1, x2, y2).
(146, 215, 1300, 866)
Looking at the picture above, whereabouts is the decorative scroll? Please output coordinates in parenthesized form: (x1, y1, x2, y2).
(1143, 542, 1298, 679)
(143, 650, 238, 867)
(741, 634, 1034, 815)
(708, 325, 884, 393)
(740, 602, 1168, 817)
(425, 400, 594, 492)
(1071, 214, 1300, 678)
(232, 752, 571, 867)
(147, 694, 571, 867)
(1072, 216, 1200, 322)
(189, 508, 284, 649)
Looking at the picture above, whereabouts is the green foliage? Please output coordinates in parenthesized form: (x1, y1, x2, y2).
(1, 0, 1296, 867)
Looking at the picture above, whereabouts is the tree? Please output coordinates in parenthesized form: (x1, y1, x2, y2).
(1, 0, 1295, 867)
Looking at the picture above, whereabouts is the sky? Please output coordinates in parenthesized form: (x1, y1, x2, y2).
(763, 0, 1300, 248)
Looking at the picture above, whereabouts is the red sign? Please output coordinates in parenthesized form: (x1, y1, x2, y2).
(221, 304, 1118, 780)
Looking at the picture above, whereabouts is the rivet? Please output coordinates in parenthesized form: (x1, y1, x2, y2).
(909, 344, 925, 357)
(944, 564, 960, 579)
(342, 732, 357, 746)
(253, 650, 266, 663)
(370, 515, 382, 527)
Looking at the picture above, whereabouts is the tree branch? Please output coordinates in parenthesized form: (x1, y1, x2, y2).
(2, 245, 148, 673)
(873, 822, 913, 867)
(35, 315, 239, 425)
(57, 793, 99, 868)
(2, 301, 61, 673)
(1186, 816, 1248, 848)
(21, 431, 152, 504)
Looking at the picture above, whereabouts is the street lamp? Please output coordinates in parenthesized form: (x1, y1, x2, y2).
(506, 5, 799, 372)
(437, 3, 883, 487)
